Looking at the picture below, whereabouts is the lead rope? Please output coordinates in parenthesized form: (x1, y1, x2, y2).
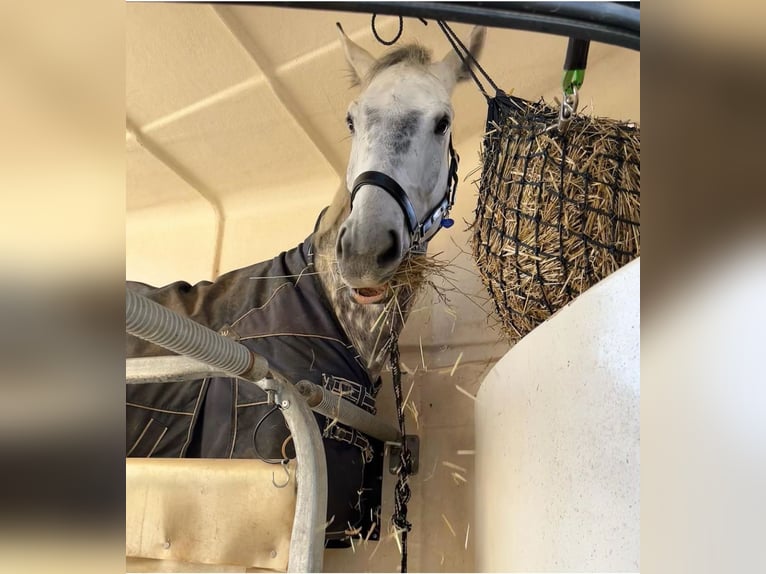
(389, 333, 412, 572)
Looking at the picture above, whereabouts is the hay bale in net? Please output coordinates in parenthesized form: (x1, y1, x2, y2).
(472, 92, 640, 344)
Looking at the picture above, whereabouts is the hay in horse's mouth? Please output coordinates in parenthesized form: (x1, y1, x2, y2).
(345, 252, 455, 306)
(351, 284, 389, 305)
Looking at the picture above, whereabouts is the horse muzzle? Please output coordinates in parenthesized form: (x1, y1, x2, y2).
(335, 220, 402, 305)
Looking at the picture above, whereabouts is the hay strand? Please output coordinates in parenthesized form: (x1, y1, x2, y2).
(442, 461, 467, 473)
(442, 513, 457, 537)
(450, 351, 464, 376)
(451, 472, 467, 484)
(455, 384, 477, 402)
(465, 523, 470, 550)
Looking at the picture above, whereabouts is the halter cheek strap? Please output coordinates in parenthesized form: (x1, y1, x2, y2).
(350, 138, 459, 253)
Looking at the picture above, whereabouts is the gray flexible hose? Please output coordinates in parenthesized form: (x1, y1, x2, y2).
(126, 289, 263, 378)
(296, 380, 400, 444)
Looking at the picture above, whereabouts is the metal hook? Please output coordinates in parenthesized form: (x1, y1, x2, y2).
(271, 459, 290, 489)
(558, 85, 579, 134)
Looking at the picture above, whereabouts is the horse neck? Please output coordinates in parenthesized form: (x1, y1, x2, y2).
(313, 188, 418, 380)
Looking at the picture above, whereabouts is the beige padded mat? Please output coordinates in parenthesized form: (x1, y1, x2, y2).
(126, 459, 296, 572)
(125, 557, 280, 572)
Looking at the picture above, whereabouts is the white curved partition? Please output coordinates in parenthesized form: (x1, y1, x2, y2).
(475, 258, 640, 572)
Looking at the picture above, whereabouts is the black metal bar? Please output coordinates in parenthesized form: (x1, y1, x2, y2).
(564, 37, 591, 71)
(243, 1, 640, 51)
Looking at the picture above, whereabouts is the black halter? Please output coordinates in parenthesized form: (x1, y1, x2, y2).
(350, 138, 460, 254)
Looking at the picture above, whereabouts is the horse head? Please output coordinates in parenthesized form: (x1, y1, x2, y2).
(334, 25, 485, 305)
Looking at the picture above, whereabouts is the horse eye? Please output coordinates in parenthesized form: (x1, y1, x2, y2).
(435, 115, 450, 135)
(346, 114, 355, 133)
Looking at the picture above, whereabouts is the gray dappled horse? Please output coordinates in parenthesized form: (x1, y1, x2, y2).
(126, 25, 485, 543)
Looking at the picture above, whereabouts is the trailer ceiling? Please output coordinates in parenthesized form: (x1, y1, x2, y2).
(126, 3, 640, 284)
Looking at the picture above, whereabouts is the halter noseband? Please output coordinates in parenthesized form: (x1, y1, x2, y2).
(350, 138, 459, 254)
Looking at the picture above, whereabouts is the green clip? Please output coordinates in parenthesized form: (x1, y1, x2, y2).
(563, 69, 586, 96)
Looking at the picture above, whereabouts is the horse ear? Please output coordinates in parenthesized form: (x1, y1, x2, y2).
(336, 23, 376, 83)
(432, 26, 486, 92)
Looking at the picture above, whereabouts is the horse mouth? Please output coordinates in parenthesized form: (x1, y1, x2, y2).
(351, 284, 389, 305)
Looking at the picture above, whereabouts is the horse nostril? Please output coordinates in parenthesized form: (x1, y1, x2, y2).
(336, 227, 347, 259)
(376, 231, 400, 269)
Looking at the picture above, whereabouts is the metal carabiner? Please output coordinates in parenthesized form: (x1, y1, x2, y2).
(271, 459, 291, 489)
(558, 85, 579, 134)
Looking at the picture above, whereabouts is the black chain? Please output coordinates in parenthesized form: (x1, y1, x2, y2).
(389, 334, 412, 572)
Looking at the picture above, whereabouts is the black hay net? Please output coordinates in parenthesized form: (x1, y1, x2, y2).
(472, 90, 640, 344)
